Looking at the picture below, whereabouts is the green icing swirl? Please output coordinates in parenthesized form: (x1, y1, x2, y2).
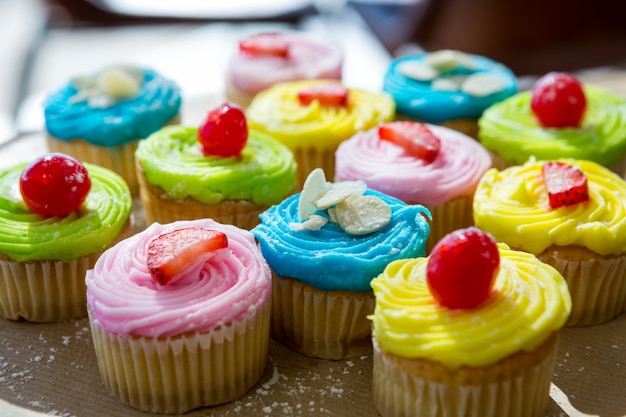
(135, 125, 297, 205)
(479, 87, 626, 166)
(0, 162, 131, 262)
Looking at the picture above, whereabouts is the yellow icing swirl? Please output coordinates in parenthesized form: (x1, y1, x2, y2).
(370, 244, 571, 368)
(245, 79, 395, 150)
(473, 158, 626, 255)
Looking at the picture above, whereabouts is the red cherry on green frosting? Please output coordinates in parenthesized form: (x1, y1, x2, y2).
(426, 227, 500, 310)
(530, 72, 587, 128)
(198, 102, 248, 157)
(19, 153, 92, 217)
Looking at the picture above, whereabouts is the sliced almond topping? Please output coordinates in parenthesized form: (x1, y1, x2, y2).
(461, 73, 506, 97)
(289, 215, 328, 232)
(431, 76, 465, 92)
(426, 50, 474, 71)
(397, 61, 438, 81)
(334, 196, 391, 235)
(298, 168, 331, 220)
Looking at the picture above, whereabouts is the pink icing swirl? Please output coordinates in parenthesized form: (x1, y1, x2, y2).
(335, 124, 492, 206)
(227, 32, 343, 94)
(85, 219, 271, 338)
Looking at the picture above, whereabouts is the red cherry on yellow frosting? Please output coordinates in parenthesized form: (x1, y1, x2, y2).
(19, 153, 91, 217)
(426, 227, 500, 309)
(198, 102, 248, 157)
(530, 72, 587, 128)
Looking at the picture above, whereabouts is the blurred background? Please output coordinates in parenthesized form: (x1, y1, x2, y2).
(1, 0, 626, 148)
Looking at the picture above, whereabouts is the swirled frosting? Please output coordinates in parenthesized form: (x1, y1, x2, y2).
(135, 125, 297, 205)
(246, 80, 395, 151)
(478, 87, 626, 167)
(44, 67, 182, 147)
(473, 158, 626, 255)
(227, 31, 343, 95)
(85, 219, 271, 337)
(370, 244, 571, 368)
(335, 123, 492, 206)
(383, 53, 517, 122)
(0, 162, 131, 262)
(252, 190, 430, 292)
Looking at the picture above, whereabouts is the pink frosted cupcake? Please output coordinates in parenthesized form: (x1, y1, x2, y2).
(225, 31, 343, 107)
(85, 219, 271, 413)
(335, 121, 492, 251)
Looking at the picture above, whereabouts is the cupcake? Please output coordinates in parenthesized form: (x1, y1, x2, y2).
(383, 49, 518, 138)
(479, 72, 626, 175)
(246, 79, 395, 188)
(225, 31, 343, 107)
(252, 169, 431, 359)
(0, 153, 131, 322)
(335, 120, 492, 252)
(135, 102, 297, 229)
(473, 158, 626, 326)
(44, 65, 182, 195)
(370, 227, 572, 417)
(85, 218, 272, 413)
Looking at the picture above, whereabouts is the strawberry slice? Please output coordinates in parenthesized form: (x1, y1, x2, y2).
(147, 227, 228, 285)
(542, 161, 589, 209)
(297, 83, 349, 107)
(239, 33, 289, 57)
(426, 227, 500, 310)
(378, 121, 441, 163)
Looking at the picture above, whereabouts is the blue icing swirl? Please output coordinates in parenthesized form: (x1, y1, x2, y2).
(383, 53, 518, 122)
(44, 68, 181, 147)
(252, 190, 431, 292)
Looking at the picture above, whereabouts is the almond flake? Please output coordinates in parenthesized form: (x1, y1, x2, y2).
(461, 73, 507, 97)
(426, 50, 474, 71)
(289, 215, 328, 232)
(334, 196, 391, 235)
(298, 168, 331, 220)
(397, 61, 438, 81)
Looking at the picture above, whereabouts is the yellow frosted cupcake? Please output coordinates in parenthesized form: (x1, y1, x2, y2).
(44, 65, 182, 195)
(246, 79, 395, 188)
(474, 158, 626, 326)
(0, 153, 131, 322)
(135, 102, 297, 229)
(370, 228, 571, 417)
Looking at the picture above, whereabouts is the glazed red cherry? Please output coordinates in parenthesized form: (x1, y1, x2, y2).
(530, 72, 587, 128)
(198, 102, 248, 157)
(19, 153, 91, 217)
(426, 227, 500, 310)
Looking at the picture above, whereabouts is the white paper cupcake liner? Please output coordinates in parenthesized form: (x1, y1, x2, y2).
(89, 302, 270, 414)
(0, 253, 99, 322)
(538, 250, 626, 326)
(271, 274, 375, 360)
(372, 334, 558, 417)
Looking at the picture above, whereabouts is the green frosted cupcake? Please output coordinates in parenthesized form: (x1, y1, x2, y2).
(135, 103, 297, 229)
(0, 154, 132, 322)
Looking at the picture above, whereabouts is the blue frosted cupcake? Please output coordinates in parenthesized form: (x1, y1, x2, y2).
(252, 169, 430, 359)
(44, 65, 182, 195)
(383, 50, 518, 137)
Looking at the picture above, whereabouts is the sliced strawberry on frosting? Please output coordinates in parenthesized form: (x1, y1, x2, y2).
(297, 83, 349, 106)
(378, 121, 441, 163)
(239, 32, 289, 57)
(542, 161, 589, 209)
(147, 227, 228, 285)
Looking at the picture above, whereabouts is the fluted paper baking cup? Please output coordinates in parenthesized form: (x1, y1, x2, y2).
(271, 274, 375, 360)
(0, 253, 99, 322)
(372, 333, 558, 417)
(538, 249, 626, 326)
(89, 301, 270, 414)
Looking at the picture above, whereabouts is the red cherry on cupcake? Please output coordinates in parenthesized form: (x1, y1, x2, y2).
(147, 227, 228, 285)
(297, 83, 349, 106)
(426, 227, 500, 310)
(378, 121, 441, 163)
(198, 102, 248, 157)
(19, 153, 91, 217)
(239, 32, 289, 57)
(530, 72, 587, 128)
